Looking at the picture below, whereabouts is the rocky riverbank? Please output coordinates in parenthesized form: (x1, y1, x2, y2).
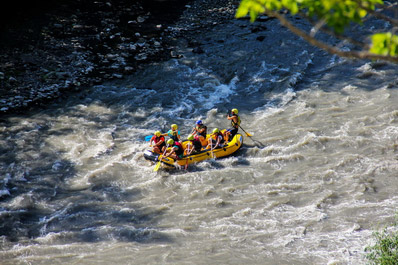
(0, 0, 238, 114)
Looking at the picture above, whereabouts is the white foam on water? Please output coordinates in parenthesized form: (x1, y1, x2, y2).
(202, 76, 239, 109)
(0, 189, 10, 197)
(5, 13, 398, 265)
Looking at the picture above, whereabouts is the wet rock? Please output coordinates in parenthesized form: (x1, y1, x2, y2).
(137, 16, 146, 23)
(256, 36, 266, 41)
(192, 46, 204, 54)
(112, 73, 123, 78)
(0, 0, 236, 114)
(135, 53, 148, 61)
(170, 50, 182, 58)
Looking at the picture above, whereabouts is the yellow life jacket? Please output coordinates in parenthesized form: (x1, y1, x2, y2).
(231, 114, 241, 128)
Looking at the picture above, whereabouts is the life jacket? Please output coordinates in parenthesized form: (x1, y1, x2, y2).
(168, 129, 180, 142)
(231, 114, 241, 128)
(192, 136, 203, 151)
(152, 135, 165, 145)
(196, 124, 207, 137)
(213, 132, 225, 144)
(173, 141, 184, 156)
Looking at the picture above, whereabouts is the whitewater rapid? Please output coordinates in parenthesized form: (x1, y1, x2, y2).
(2, 6, 398, 265)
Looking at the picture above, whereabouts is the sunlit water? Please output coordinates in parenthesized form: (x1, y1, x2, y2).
(1, 12, 398, 265)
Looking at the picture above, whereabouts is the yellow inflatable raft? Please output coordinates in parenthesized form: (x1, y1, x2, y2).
(144, 131, 243, 169)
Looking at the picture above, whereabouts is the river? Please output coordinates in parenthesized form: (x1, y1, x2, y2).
(1, 5, 398, 265)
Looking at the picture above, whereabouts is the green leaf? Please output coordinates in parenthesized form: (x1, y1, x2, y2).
(366, 225, 398, 264)
(370, 32, 398, 57)
(235, 1, 250, 18)
(235, 0, 266, 21)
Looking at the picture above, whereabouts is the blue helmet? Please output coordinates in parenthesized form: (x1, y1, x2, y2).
(196, 120, 202, 125)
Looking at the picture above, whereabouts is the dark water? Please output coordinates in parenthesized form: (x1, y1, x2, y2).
(1, 7, 398, 265)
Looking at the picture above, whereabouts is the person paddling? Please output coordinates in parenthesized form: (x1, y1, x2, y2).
(164, 139, 184, 160)
(191, 120, 207, 146)
(185, 134, 203, 156)
(149, 131, 165, 154)
(206, 128, 226, 150)
(224, 108, 241, 142)
(163, 124, 181, 142)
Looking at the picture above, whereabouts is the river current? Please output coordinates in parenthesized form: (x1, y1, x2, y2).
(1, 9, 398, 265)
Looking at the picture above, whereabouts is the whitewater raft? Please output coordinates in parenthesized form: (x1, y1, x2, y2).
(144, 131, 243, 169)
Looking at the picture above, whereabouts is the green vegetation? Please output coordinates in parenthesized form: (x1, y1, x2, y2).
(235, 0, 398, 63)
(365, 225, 398, 265)
(370, 33, 398, 56)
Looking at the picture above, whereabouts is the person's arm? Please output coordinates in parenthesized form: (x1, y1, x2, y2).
(228, 116, 238, 126)
(164, 147, 176, 157)
(227, 115, 235, 121)
(186, 143, 193, 155)
(216, 135, 222, 147)
(156, 138, 164, 146)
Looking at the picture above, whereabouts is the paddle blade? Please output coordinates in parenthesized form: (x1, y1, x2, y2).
(154, 161, 161, 171)
(154, 154, 163, 171)
(245, 132, 253, 137)
(145, 135, 152, 141)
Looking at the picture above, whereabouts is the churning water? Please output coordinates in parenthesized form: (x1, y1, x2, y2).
(1, 9, 398, 265)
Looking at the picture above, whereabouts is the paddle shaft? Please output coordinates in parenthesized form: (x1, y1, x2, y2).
(154, 144, 169, 171)
(238, 124, 252, 137)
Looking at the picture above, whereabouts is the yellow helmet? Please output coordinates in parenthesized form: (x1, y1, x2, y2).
(167, 139, 174, 145)
(231, 108, 238, 114)
(171, 124, 178, 130)
(187, 134, 194, 141)
(154, 131, 161, 137)
(213, 128, 220, 133)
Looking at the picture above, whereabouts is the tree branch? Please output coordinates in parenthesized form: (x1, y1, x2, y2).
(267, 10, 398, 63)
(353, 0, 398, 27)
(298, 11, 369, 50)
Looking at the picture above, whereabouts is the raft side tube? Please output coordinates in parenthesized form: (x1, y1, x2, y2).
(143, 133, 243, 169)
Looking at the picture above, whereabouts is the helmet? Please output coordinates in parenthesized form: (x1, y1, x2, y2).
(213, 128, 220, 133)
(154, 131, 161, 137)
(231, 108, 238, 114)
(187, 134, 194, 141)
(167, 139, 174, 145)
(171, 124, 178, 130)
(196, 120, 202, 125)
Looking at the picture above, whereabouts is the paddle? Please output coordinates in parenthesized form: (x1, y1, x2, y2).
(209, 133, 218, 159)
(184, 143, 192, 170)
(145, 135, 152, 141)
(154, 144, 169, 172)
(238, 123, 268, 147)
(238, 124, 253, 137)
